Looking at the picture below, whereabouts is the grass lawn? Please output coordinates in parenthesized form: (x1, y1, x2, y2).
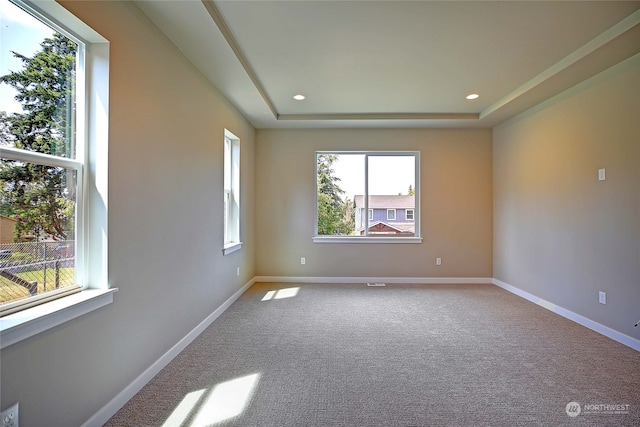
(0, 267, 76, 304)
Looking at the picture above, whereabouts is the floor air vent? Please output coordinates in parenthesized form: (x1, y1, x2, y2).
(367, 283, 386, 287)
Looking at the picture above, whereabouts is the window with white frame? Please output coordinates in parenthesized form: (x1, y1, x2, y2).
(315, 151, 421, 242)
(406, 209, 414, 221)
(0, 0, 110, 337)
(223, 129, 241, 254)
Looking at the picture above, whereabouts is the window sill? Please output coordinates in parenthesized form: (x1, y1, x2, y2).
(222, 242, 243, 255)
(313, 236, 423, 244)
(0, 288, 117, 350)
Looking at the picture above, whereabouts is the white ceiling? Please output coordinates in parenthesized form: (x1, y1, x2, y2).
(136, 0, 640, 129)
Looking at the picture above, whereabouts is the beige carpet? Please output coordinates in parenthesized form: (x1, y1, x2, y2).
(105, 283, 640, 426)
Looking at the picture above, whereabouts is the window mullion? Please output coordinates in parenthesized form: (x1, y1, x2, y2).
(364, 154, 369, 237)
(414, 152, 420, 238)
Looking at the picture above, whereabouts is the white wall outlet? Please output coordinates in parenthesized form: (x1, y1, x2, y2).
(599, 291, 606, 304)
(1, 402, 19, 427)
(236, 267, 240, 276)
(436, 257, 442, 266)
(598, 168, 606, 181)
(300, 257, 306, 265)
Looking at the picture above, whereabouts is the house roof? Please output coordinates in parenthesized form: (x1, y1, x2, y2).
(354, 195, 415, 209)
(357, 221, 416, 234)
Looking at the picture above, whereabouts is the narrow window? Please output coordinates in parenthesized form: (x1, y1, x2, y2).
(223, 129, 241, 254)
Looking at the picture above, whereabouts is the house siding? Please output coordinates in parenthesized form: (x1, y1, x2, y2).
(0, 216, 17, 244)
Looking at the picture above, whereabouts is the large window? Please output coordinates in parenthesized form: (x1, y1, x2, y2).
(1, 2, 82, 314)
(223, 129, 241, 255)
(315, 151, 421, 243)
(0, 0, 110, 339)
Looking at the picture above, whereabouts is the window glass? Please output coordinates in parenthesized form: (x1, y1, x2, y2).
(316, 153, 363, 236)
(316, 152, 418, 239)
(1, 1, 82, 311)
(223, 130, 241, 253)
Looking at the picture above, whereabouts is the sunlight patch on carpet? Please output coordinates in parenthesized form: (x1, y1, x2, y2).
(190, 373, 260, 426)
(262, 287, 300, 301)
(161, 373, 261, 427)
(162, 389, 206, 427)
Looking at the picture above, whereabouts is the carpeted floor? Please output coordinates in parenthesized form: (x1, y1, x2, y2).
(105, 283, 640, 426)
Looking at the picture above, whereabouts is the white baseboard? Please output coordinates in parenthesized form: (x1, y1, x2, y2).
(254, 276, 494, 284)
(493, 278, 640, 352)
(82, 278, 256, 427)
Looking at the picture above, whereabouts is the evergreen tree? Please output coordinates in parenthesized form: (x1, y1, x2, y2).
(317, 154, 354, 235)
(1, 33, 77, 241)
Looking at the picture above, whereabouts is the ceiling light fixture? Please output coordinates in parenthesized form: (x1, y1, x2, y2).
(293, 94, 306, 101)
(466, 93, 479, 100)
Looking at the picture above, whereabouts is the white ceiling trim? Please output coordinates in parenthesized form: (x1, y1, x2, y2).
(481, 9, 640, 121)
(277, 113, 479, 121)
(137, 1, 640, 129)
(203, 0, 480, 123)
(201, 0, 279, 119)
(202, 1, 640, 126)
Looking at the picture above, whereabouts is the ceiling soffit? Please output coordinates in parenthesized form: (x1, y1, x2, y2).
(138, 1, 640, 128)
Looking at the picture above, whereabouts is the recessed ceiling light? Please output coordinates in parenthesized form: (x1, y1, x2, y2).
(293, 94, 306, 101)
(466, 93, 479, 100)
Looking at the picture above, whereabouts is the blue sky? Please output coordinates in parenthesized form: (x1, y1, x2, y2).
(1, 0, 54, 114)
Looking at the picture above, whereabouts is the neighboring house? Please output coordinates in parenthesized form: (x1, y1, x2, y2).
(354, 195, 415, 236)
(0, 215, 18, 244)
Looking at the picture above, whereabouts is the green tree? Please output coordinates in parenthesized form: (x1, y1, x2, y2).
(317, 154, 354, 235)
(407, 184, 415, 196)
(1, 33, 77, 241)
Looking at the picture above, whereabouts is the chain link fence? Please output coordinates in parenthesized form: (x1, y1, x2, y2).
(0, 241, 75, 304)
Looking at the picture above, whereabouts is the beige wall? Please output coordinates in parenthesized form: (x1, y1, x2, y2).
(493, 54, 640, 336)
(0, 2, 255, 426)
(255, 128, 493, 278)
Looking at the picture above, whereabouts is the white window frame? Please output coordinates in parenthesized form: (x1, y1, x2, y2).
(222, 129, 241, 255)
(314, 151, 421, 244)
(387, 209, 396, 221)
(0, 0, 114, 349)
(406, 209, 414, 221)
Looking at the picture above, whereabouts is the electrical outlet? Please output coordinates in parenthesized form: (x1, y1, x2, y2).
(599, 291, 606, 305)
(300, 257, 306, 265)
(436, 257, 442, 266)
(236, 267, 240, 276)
(1, 402, 19, 427)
